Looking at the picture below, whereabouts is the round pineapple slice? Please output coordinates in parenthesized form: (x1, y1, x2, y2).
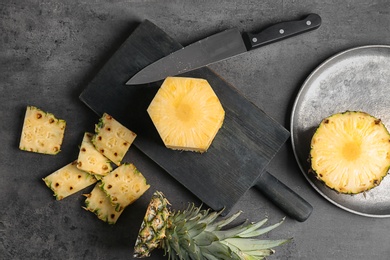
(147, 77, 225, 152)
(310, 111, 390, 194)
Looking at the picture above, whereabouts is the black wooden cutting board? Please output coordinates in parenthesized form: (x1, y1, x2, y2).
(79, 20, 290, 215)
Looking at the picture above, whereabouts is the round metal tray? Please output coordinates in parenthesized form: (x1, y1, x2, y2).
(291, 45, 390, 217)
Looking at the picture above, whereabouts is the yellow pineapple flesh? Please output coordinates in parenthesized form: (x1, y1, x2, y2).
(43, 161, 97, 200)
(92, 113, 136, 166)
(100, 163, 150, 212)
(77, 132, 112, 176)
(147, 77, 225, 152)
(310, 111, 390, 194)
(19, 106, 66, 155)
(83, 183, 124, 224)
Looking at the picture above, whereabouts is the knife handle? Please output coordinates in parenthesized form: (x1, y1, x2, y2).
(243, 13, 321, 50)
(254, 171, 313, 222)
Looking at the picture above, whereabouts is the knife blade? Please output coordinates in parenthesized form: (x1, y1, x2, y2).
(126, 13, 321, 85)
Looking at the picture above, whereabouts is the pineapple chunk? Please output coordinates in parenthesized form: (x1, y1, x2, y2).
(19, 106, 66, 155)
(100, 163, 150, 212)
(43, 161, 97, 200)
(83, 183, 124, 224)
(310, 111, 390, 194)
(147, 77, 225, 152)
(77, 132, 112, 176)
(92, 113, 136, 166)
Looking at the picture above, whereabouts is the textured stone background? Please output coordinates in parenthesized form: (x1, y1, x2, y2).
(1, 1, 390, 259)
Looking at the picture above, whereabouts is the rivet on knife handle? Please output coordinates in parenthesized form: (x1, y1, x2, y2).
(244, 13, 322, 50)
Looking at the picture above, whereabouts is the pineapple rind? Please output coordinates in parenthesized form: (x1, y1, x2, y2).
(43, 161, 97, 200)
(147, 77, 225, 153)
(100, 163, 150, 212)
(83, 183, 123, 224)
(19, 106, 66, 155)
(93, 113, 136, 166)
(77, 132, 112, 176)
(310, 111, 390, 194)
(134, 191, 290, 259)
(134, 191, 170, 258)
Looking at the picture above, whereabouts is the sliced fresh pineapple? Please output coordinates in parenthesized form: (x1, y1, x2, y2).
(19, 106, 66, 155)
(147, 77, 225, 152)
(77, 132, 112, 176)
(310, 111, 390, 194)
(100, 163, 150, 212)
(83, 183, 123, 224)
(43, 161, 97, 200)
(92, 113, 136, 166)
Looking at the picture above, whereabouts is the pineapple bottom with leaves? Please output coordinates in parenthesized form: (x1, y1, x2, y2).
(310, 111, 390, 194)
(134, 191, 290, 260)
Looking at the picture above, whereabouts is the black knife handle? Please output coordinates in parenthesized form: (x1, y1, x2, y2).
(243, 13, 321, 50)
(254, 171, 313, 222)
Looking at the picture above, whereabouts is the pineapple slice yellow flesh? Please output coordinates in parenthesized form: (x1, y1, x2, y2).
(83, 183, 123, 224)
(310, 111, 390, 194)
(92, 113, 136, 166)
(101, 163, 150, 212)
(43, 161, 97, 200)
(147, 77, 225, 152)
(19, 106, 66, 155)
(77, 132, 112, 176)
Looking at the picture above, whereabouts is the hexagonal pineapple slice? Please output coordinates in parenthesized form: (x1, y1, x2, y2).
(77, 132, 112, 176)
(92, 113, 137, 166)
(43, 161, 97, 200)
(19, 106, 66, 155)
(147, 77, 225, 152)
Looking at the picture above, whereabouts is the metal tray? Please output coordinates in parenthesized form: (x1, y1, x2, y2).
(291, 45, 390, 217)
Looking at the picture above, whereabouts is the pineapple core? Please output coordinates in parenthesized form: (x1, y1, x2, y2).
(310, 111, 390, 194)
(147, 77, 225, 152)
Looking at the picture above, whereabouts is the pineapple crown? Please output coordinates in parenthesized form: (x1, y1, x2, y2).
(134, 191, 291, 260)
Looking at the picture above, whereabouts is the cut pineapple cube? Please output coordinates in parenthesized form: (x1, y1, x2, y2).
(92, 113, 136, 166)
(147, 77, 225, 152)
(77, 132, 112, 176)
(19, 106, 66, 155)
(100, 163, 150, 212)
(83, 183, 124, 224)
(43, 161, 97, 200)
(310, 111, 390, 194)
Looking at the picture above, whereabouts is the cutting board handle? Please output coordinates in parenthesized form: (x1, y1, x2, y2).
(254, 171, 313, 222)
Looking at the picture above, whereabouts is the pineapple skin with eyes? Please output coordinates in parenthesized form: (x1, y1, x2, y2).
(43, 161, 97, 200)
(147, 77, 225, 153)
(310, 111, 390, 194)
(77, 132, 112, 176)
(19, 106, 66, 155)
(92, 113, 136, 166)
(100, 163, 150, 212)
(83, 183, 124, 224)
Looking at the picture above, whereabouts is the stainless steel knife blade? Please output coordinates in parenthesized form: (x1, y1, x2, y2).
(126, 13, 321, 85)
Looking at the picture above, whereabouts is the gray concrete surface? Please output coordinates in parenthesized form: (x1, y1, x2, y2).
(2, 1, 390, 259)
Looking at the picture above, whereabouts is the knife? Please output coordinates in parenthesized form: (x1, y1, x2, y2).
(126, 13, 321, 85)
